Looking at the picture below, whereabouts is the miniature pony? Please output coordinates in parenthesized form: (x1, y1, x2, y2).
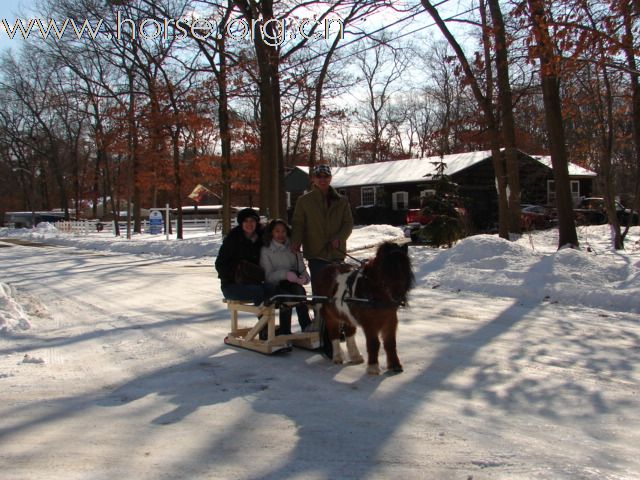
(314, 242, 415, 375)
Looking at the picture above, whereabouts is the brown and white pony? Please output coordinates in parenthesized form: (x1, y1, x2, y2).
(314, 242, 415, 375)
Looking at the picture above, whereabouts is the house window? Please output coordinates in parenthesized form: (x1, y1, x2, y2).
(361, 186, 378, 206)
(571, 180, 580, 200)
(420, 189, 436, 207)
(420, 189, 436, 198)
(392, 191, 408, 210)
(547, 180, 580, 205)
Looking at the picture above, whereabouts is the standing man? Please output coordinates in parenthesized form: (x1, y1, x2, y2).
(290, 164, 353, 293)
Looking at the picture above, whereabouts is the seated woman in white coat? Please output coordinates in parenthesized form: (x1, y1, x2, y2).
(260, 219, 313, 334)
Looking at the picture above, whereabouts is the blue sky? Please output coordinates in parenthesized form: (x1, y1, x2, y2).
(0, 0, 33, 19)
(0, 0, 36, 51)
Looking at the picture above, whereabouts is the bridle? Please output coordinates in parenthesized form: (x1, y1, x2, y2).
(339, 262, 407, 309)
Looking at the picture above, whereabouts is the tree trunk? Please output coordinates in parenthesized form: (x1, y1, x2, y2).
(596, 57, 622, 249)
(487, 0, 521, 233)
(309, 22, 344, 172)
(218, 30, 232, 235)
(235, 0, 283, 219)
(126, 67, 136, 239)
(527, 0, 578, 249)
(622, 1, 640, 240)
(92, 106, 104, 220)
(172, 128, 183, 240)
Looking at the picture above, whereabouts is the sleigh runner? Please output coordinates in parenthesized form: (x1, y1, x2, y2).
(224, 295, 327, 354)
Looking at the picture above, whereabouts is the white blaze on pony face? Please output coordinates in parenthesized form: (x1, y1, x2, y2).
(332, 270, 361, 326)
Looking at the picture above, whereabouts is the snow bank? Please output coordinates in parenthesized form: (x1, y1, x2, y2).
(414, 234, 640, 313)
(0, 283, 31, 333)
(0, 223, 405, 259)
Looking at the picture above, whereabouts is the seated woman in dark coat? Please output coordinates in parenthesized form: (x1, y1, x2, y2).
(215, 208, 272, 306)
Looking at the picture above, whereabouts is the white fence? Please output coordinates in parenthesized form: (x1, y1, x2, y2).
(51, 218, 223, 236)
(56, 220, 101, 235)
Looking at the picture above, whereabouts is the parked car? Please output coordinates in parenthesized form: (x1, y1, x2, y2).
(521, 204, 553, 230)
(403, 207, 469, 244)
(405, 208, 436, 225)
(403, 209, 432, 242)
(574, 197, 639, 226)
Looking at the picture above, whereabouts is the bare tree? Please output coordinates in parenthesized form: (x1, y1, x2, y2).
(486, 0, 521, 233)
(518, 0, 579, 248)
(306, 1, 378, 171)
(0, 52, 75, 219)
(354, 34, 410, 163)
(421, 1, 512, 239)
(417, 41, 470, 156)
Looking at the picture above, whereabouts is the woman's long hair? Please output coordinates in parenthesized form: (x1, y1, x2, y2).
(263, 218, 292, 246)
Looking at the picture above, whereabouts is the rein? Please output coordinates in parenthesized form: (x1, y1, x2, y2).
(311, 247, 364, 267)
(333, 246, 366, 267)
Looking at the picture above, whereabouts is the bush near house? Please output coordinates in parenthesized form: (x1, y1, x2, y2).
(412, 167, 468, 247)
(415, 196, 466, 247)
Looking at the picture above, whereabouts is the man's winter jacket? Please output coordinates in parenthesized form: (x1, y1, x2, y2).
(291, 185, 353, 261)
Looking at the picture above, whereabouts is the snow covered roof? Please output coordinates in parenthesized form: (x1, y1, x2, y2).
(530, 155, 597, 177)
(295, 150, 596, 188)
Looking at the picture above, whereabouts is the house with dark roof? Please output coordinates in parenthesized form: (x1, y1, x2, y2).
(285, 150, 597, 231)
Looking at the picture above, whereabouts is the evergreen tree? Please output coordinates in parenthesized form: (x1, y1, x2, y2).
(416, 160, 466, 247)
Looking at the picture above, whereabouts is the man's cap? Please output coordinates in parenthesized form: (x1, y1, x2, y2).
(236, 208, 260, 224)
(312, 164, 332, 177)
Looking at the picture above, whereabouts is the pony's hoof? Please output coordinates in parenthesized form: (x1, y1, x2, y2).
(332, 356, 344, 365)
(386, 366, 404, 375)
(366, 364, 381, 375)
(350, 355, 364, 365)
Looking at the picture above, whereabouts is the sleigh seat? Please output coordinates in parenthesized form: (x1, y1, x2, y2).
(224, 295, 327, 354)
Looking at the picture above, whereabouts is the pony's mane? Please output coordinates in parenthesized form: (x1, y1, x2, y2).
(362, 242, 415, 305)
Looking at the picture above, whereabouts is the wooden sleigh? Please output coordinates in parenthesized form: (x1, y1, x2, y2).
(224, 295, 328, 354)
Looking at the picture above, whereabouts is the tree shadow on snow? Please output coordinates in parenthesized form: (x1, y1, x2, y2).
(1, 254, 638, 479)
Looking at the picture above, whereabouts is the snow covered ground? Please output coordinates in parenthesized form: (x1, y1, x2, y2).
(1, 223, 639, 479)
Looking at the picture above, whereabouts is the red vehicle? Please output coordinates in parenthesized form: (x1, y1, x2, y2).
(404, 207, 469, 243)
(521, 204, 554, 230)
(404, 209, 432, 242)
(405, 209, 436, 225)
